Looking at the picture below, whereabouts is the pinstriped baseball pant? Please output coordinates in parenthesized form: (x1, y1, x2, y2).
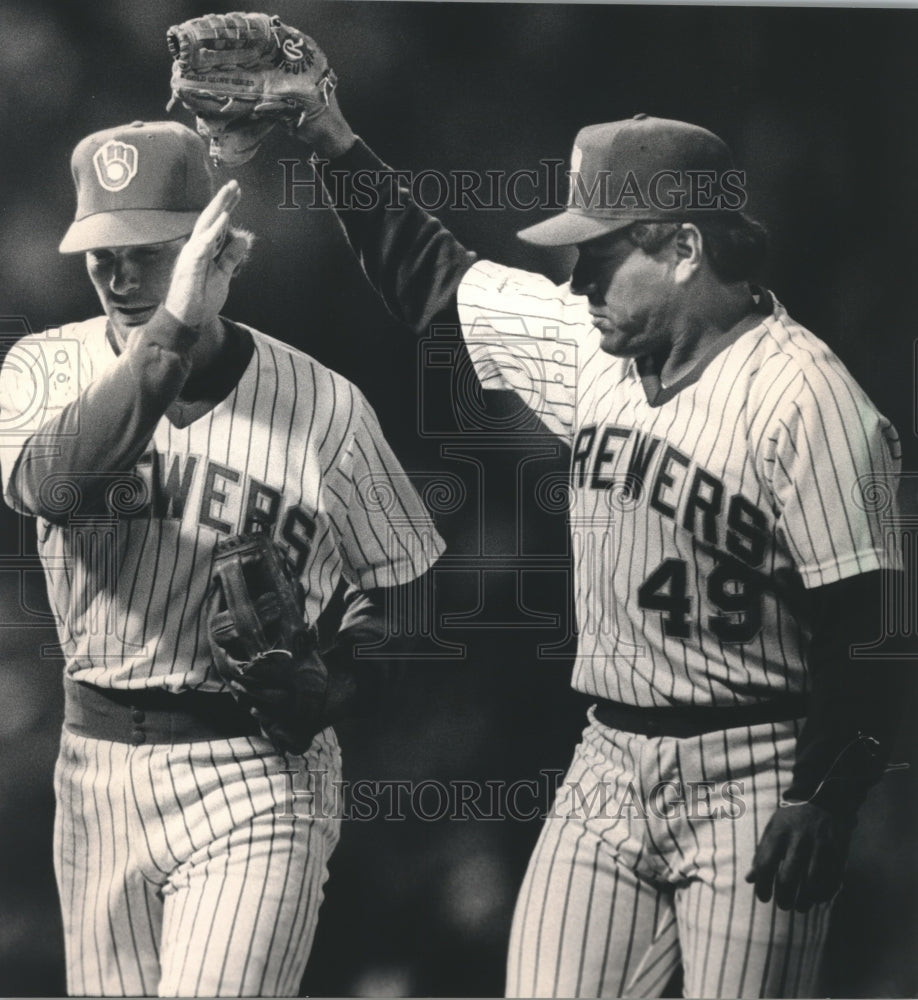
(507, 712, 832, 998)
(52, 727, 341, 997)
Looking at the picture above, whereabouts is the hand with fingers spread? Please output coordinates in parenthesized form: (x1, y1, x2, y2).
(164, 179, 249, 327)
(746, 801, 855, 912)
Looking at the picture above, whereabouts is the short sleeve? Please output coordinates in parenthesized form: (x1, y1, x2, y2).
(456, 260, 588, 441)
(337, 392, 445, 589)
(0, 335, 74, 510)
(764, 366, 901, 588)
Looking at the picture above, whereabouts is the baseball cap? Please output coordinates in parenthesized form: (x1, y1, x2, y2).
(517, 114, 742, 246)
(59, 121, 214, 253)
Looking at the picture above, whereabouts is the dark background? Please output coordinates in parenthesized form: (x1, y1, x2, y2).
(1, 2, 917, 996)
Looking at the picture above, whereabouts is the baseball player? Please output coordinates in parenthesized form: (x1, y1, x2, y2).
(157, 23, 913, 999)
(0, 118, 444, 997)
(308, 124, 904, 996)
(161, 17, 904, 998)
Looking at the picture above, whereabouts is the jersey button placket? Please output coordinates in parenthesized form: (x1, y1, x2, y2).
(130, 706, 146, 744)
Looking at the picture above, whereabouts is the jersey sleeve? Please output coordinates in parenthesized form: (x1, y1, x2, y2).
(0, 313, 197, 520)
(337, 391, 446, 590)
(455, 259, 586, 441)
(319, 137, 476, 335)
(763, 364, 901, 589)
(321, 139, 588, 443)
(0, 337, 51, 509)
(0, 331, 92, 514)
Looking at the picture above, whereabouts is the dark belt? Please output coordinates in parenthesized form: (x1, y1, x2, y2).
(592, 694, 807, 739)
(64, 677, 263, 745)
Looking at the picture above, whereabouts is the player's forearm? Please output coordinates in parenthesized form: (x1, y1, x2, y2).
(8, 309, 196, 521)
(320, 603, 389, 724)
(787, 570, 906, 816)
(318, 584, 407, 725)
(124, 306, 199, 392)
(312, 138, 477, 334)
(320, 622, 389, 725)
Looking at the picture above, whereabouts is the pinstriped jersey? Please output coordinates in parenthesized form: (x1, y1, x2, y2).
(457, 259, 901, 708)
(0, 316, 444, 691)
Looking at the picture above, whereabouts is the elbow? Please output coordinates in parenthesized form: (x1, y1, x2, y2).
(2, 455, 41, 519)
(4, 463, 119, 524)
(4, 479, 77, 524)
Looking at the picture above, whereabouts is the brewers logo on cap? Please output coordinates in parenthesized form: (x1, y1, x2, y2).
(92, 140, 138, 192)
(60, 121, 214, 253)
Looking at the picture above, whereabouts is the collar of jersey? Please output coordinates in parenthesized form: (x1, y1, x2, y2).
(635, 287, 773, 407)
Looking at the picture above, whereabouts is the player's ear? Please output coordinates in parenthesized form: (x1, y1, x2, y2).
(673, 224, 704, 283)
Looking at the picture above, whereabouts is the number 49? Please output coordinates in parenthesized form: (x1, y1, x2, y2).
(636, 557, 763, 643)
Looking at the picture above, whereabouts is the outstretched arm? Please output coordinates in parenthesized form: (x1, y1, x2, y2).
(293, 95, 477, 335)
(165, 13, 473, 336)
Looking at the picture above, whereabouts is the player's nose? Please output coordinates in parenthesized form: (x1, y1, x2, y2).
(109, 259, 140, 295)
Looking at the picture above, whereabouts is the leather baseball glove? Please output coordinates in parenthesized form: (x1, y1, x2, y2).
(166, 11, 337, 166)
(208, 523, 328, 754)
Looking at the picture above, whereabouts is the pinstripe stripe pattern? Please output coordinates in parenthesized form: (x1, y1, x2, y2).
(457, 261, 900, 707)
(54, 727, 341, 996)
(506, 717, 831, 998)
(456, 260, 893, 996)
(1, 318, 444, 690)
(2, 316, 444, 995)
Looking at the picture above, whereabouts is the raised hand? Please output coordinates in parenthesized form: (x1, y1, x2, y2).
(164, 180, 248, 328)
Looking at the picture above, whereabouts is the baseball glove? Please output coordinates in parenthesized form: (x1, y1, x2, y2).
(166, 11, 337, 167)
(208, 523, 328, 754)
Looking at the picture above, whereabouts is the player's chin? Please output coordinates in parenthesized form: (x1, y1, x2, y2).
(596, 327, 637, 357)
(109, 304, 158, 332)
